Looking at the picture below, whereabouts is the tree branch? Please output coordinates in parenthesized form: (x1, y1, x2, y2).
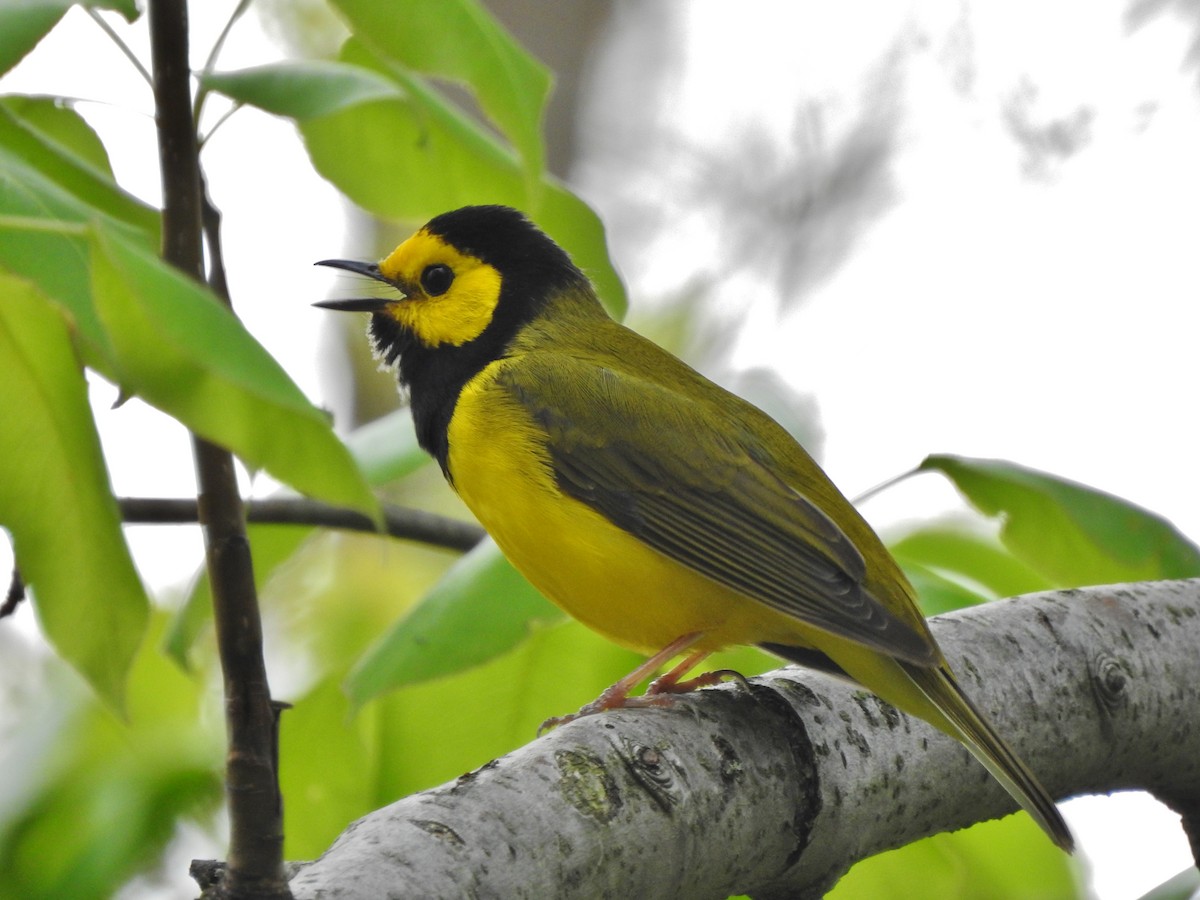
(281, 581, 1200, 899)
(116, 497, 484, 553)
(148, 1, 289, 896)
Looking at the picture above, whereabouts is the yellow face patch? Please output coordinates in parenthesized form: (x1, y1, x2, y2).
(378, 229, 503, 347)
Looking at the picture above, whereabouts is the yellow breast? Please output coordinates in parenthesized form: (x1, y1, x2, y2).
(445, 360, 821, 656)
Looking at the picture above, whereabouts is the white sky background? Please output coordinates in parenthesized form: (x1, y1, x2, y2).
(2, 1, 1199, 898)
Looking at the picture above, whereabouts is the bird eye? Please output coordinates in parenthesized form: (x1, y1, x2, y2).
(421, 264, 454, 296)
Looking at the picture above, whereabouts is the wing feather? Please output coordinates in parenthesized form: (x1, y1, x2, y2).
(497, 357, 936, 665)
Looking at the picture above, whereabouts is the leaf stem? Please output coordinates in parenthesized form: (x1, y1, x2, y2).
(852, 466, 919, 506)
(84, 7, 153, 87)
(193, 0, 253, 127)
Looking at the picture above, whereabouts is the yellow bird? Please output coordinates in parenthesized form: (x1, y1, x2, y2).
(316, 205, 1072, 851)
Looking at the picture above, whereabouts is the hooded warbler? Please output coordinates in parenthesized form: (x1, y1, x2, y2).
(316, 205, 1072, 851)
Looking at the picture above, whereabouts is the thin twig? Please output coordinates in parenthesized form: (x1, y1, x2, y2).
(84, 7, 153, 87)
(193, 0, 253, 126)
(147, 1, 291, 896)
(852, 466, 917, 505)
(198, 100, 244, 149)
(200, 173, 229, 298)
(118, 496, 485, 553)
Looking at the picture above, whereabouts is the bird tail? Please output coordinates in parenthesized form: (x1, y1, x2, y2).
(902, 662, 1075, 852)
(768, 640, 1074, 851)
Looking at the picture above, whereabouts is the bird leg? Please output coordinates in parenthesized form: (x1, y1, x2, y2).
(539, 632, 706, 733)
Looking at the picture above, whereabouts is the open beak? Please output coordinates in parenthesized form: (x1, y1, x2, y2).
(313, 259, 407, 311)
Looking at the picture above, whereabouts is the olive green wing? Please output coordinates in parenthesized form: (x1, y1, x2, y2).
(496, 357, 936, 665)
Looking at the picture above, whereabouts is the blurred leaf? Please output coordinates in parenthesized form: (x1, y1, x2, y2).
(367, 624, 778, 809)
(279, 676, 373, 860)
(0, 96, 114, 176)
(0, 0, 138, 77)
(206, 48, 622, 313)
(329, 0, 551, 180)
(201, 61, 403, 119)
(370, 619, 643, 802)
(295, 38, 626, 316)
(0, 104, 157, 238)
(258, 529, 456, 678)
(89, 231, 379, 519)
(273, 620, 644, 862)
(1, 760, 216, 900)
(920, 455, 1200, 584)
(0, 272, 148, 708)
(897, 560, 989, 616)
(1137, 867, 1200, 900)
(830, 811, 1082, 899)
(100, 0, 139, 22)
(0, 2, 67, 76)
(0, 109, 156, 371)
(166, 488, 448, 670)
(345, 540, 563, 705)
(287, 614, 761, 853)
(0, 201, 99, 359)
(0, 615, 218, 900)
(891, 524, 1055, 602)
(163, 523, 308, 670)
(345, 408, 430, 485)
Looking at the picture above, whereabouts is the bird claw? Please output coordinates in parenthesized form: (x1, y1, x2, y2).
(538, 688, 677, 734)
(538, 669, 749, 734)
(646, 667, 749, 695)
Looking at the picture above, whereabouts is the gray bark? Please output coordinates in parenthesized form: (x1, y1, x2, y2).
(286, 580, 1200, 899)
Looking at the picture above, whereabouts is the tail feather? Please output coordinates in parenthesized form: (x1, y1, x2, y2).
(904, 663, 1075, 852)
(768, 640, 1074, 851)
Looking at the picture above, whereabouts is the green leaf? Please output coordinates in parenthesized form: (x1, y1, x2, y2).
(831, 812, 1082, 899)
(0, 271, 148, 708)
(201, 61, 403, 120)
(0, 206, 102, 367)
(0, 95, 114, 177)
(297, 39, 626, 316)
(163, 523, 310, 671)
(94, 0, 138, 22)
(896, 559, 988, 616)
(279, 676, 374, 860)
(344, 409, 430, 485)
(920, 455, 1200, 585)
(214, 42, 623, 314)
(0, 615, 219, 900)
(88, 231, 379, 519)
(256, 622, 646, 863)
(0, 1, 137, 76)
(0, 117, 375, 517)
(345, 540, 564, 705)
(1139, 868, 1200, 900)
(370, 619, 644, 801)
(329, 0, 551, 180)
(890, 524, 1055, 602)
(0, 104, 158, 371)
(366, 626, 776, 806)
(0, 100, 157, 239)
(0, 4, 64, 76)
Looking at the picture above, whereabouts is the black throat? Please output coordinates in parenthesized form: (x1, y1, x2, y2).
(367, 313, 497, 478)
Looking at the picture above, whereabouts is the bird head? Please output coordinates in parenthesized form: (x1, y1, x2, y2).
(315, 205, 585, 355)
